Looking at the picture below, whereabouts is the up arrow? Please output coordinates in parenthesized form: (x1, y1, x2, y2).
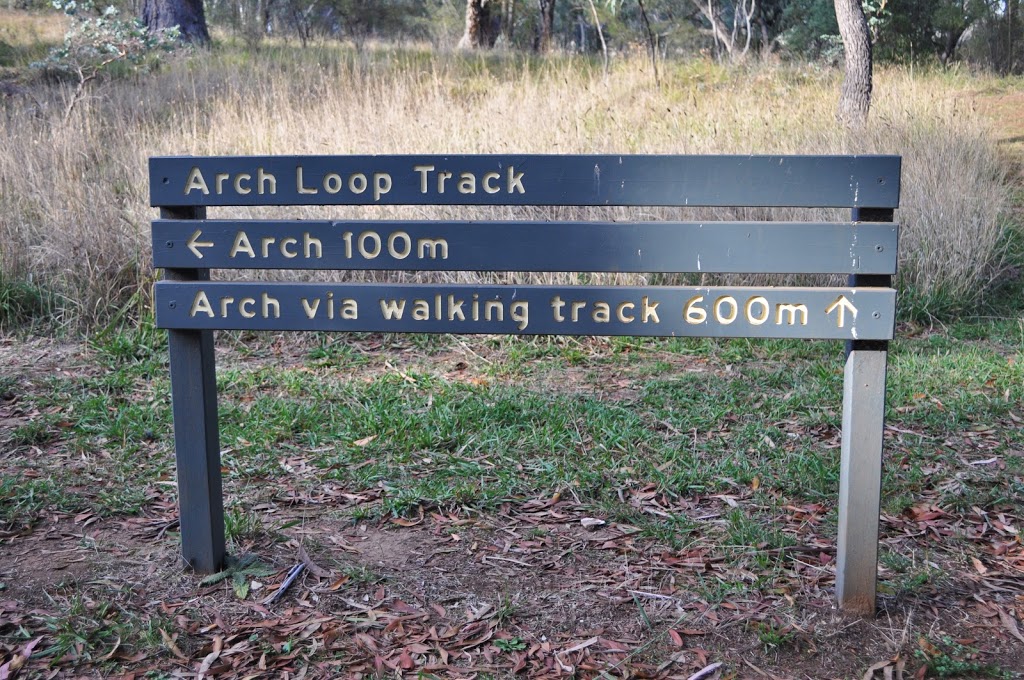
(187, 229, 214, 259)
(826, 295, 858, 328)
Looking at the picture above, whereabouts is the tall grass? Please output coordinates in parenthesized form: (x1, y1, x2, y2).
(0, 42, 1013, 332)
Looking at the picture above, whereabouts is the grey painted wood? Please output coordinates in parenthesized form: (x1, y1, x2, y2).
(154, 282, 896, 340)
(152, 220, 900, 275)
(163, 206, 226, 574)
(836, 349, 888, 615)
(149, 155, 901, 208)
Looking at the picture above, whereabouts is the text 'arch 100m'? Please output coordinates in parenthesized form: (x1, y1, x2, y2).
(150, 154, 901, 616)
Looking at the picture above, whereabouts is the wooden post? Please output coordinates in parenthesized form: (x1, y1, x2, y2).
(161, 205, 226, 574)
(836, 349, 888, 614)
(837, 206, 894, 615)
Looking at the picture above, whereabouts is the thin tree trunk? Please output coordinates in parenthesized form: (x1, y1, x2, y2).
(587, 0, 608, 76)
(142, 0, 210, 45)
(460, 0, 500, 49)
(834, 0, 872, 126)
(503, 0, 516, 43)
(536, 0, 556, 52)
(637, 0, 659, 87)
(689, 0, 732, 56)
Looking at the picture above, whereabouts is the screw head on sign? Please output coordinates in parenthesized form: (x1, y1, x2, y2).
(166, 240, 174, 248)
(168, 301, 177, 309)
(872, 311, 880, 319)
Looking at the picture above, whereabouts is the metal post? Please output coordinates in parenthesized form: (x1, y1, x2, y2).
(161, 206, 226, 574)
(836, 207, 894, 615)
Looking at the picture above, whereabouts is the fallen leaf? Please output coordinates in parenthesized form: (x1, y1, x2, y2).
(353, 435, 376, 447)
(160, 628, 189, 661)
(999, 609, 1024, 644)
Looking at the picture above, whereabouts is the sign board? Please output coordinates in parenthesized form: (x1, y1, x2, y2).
(152, 220, 899, 275)
(150, 153, 900, 617)
(155, 283, 895, 340)
(150, 154, 901, 208)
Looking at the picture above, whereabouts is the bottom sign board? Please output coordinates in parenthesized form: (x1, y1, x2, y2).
(155, 282, 895, 340)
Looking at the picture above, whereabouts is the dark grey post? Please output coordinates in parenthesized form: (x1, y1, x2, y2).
(161, 205, 226, 574)
(836, 207, 895, 615)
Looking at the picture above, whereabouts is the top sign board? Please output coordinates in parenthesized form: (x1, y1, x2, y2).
(149, 155, 902, 209)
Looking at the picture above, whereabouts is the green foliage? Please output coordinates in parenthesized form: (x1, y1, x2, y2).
(36, 0, 180, 76)
(0, 272, 52, 332)
(33, 0, 180, 117)
(776, 0, 838, 59)
(916, 636, 1014, 679)
(494, 637, 527, 652)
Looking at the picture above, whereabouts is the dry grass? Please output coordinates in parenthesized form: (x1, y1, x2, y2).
(0, 37, 1014, 331)
(0, 8, 67, 71)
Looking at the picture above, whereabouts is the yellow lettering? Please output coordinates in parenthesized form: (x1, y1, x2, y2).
(233, 173, 251, 195)
(257, 168, 276, 195)
(413, 165, 434, 193)
(412, 300, 430, 320)
(437, 171, 453, 193)
(189, 291, 214, 317)
(230, 231, 255, 258)
(184, 167, 209, 195)
(374, 173, 392, 201)
(301, 298, 320, 319)
(592, 302, 610, 323)
(616, 302, 635, 323)
(641, 296, 660, 323)
(510, 301, 529, 330)
(484, 300, 503, 322)
(219, 297, 234, 317)
(304, 233, 322, 259)
(323, 173, 343, 194)
(507, 166, 525, 193)
(775, 303, 809, 326)
(551, 296, 566, 322)
(571, 301, 586, 322)
(340, 299, 358, 319)
(458, 172, 477, 194)
(296, 166, 318, 194)
(261, 293, 280, 319)
(746, 296, 770, 325)
(280, 237, 298, 258)
(380, 298, 406, 319)
(239, 298, 256, 318)
(348, 173, 367, 194)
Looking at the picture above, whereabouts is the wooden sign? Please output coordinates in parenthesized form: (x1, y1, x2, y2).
(150, 153, 901, 617)
(150, 154, 902, 208)
(152, 220, 899, 275)
(155, 282, 895, 340)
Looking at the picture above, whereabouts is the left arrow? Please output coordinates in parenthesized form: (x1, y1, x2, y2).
(187, 229, 215, 259)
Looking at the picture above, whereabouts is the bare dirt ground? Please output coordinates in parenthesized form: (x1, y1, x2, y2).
(3, 334, 1024, 680)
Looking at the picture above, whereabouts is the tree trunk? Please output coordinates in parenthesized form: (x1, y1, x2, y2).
(503, 0, 516, 43)
(688, 0, 733, 56)
(536, 0, 556, 52)
(142, 0, 210, 45)
(834, 0, 872, 126)
(459, 0, 501, 49)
